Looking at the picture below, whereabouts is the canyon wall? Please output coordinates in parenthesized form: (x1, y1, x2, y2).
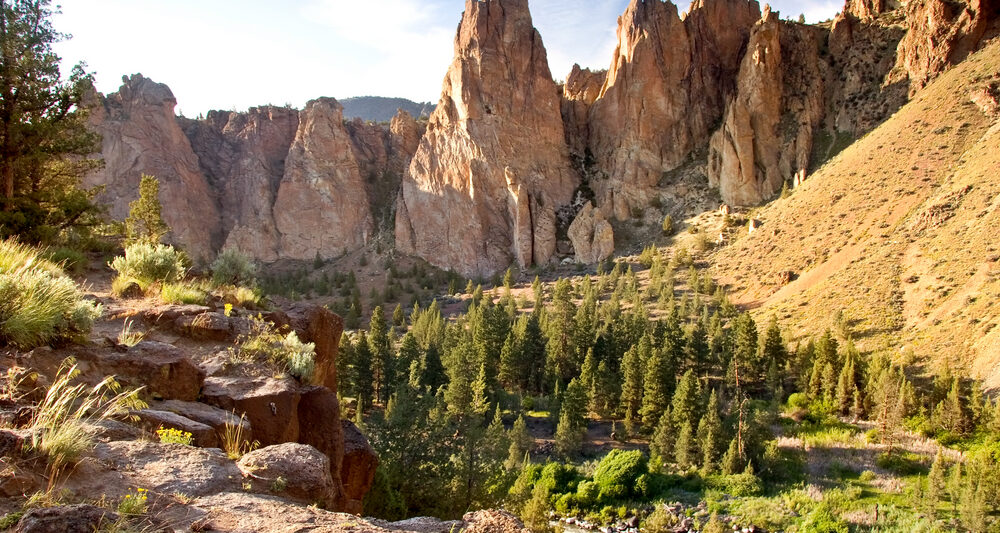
(394, 0, 579, 278)
(91, 79, 420, 263)
(86, 0, 1000, 275)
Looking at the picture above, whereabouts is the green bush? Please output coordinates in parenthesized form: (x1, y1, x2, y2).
(593, 450, 647, 500)
(711, 472, 763, 497)
(161, 282, 208, 305)
(0, 239, 101, 348)
(232, 317, 316, 381)
(799, 503, 848, 533)
(211, 248, 258, 288)
(875, 452, 926, 476)
(109, 243, 186, 286)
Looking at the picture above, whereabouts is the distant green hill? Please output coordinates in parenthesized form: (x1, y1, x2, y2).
(339, 96, 433, 123)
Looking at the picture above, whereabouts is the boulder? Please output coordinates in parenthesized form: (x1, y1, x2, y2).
(102, 342, 205, 401)
(297, 387, 345, 501)
(93, 441, 242, 497)
(461, 510, 532, 533)
(201, 376, 301, 446)
(567, 202, 615, 264)
(151, 399, 252, 445)
(238, 443, 337, 508)
(134, 409, 218, 448)
(14, 505, 116, 533)
(278, 304, 344, 390)
(340, 419, 378, 515)
(395, 0, 578, 278)
(174, 312, 236, 341)
(140, 304, 212, 326)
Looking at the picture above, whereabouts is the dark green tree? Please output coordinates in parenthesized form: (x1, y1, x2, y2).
(0, 0, 103, 242)
(124, 174, 169, 245)
(354, 331, 374, 411)
(369, 305, 395, 404)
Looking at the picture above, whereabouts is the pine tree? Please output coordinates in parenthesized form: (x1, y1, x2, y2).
(835, 358, 855, 415)
(397, 332, 421, 379)
(554, 409, 584, 458)
(698, 391, 723, 473)
(721, 437, 742, 475)
(506, 415, 532, 471)
(591, 360, 618, 417)
(946, 462, 962, 514)
(0, 0, 103, 241)
(959, 476, 987, 532)
(943, 377, 968, 435)
(125, 174, 169, 245)
(671, 369, 702, 431)
(649, 410, 674, 472)
(640, 347, 671, 432)
(336, 333, 356, 399)
(925, 449, 945, 518)
(369, 306, 395, 404)
(392, 303, 406, 328)
(674, 421, 696, 470)
(354, 331, 374, 411)
(620, 345, 644, 422)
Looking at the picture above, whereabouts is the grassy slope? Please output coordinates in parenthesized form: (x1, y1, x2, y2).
(710, 40, 1000, 387)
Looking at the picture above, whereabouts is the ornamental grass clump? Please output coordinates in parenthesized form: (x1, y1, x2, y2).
(29, 361, 146, 484)
(0, 239, 101, 348)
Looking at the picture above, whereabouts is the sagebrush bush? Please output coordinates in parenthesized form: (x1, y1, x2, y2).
(232, 317, 316, 381)
(0, 240, 102, 348)
(109, 243, 186, 287)
(211, 248, 258, 288)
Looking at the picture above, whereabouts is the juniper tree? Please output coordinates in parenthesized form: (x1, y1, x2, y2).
(0, 0, 103, 242)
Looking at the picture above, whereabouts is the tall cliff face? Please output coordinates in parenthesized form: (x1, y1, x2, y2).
(180, 106, 299, 261)
(395, 0, 578, 278)
(585, 0, 760, 220)
(91, 77, 421, 263)
(893, 0, 1000, 93)
(86, 75, 222, 260)
(273, 98, 374, 261)
(708, 10, 829, 206)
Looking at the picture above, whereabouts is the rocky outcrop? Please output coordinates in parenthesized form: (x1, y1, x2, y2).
(180, 106, 299, 261)
(341, 419, 378, 514)
(845, 0, 899, 20)
(85, 74, 221, 260)
(272, 98, 373, 261)
(586, 0, 760, 220)
(894, 0, 1000, 93)
(708, 10, 826, 206)
(14, 505, 116, 533)
(561, 65, 606, 157)
(567, 202, 614, 264)
(91, 77, 425, 263)
(395, 0, 579, 278)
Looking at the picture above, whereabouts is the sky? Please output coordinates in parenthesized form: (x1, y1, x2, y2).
(53, 0, 841, 116)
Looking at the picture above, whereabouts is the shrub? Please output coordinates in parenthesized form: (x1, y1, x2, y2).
(109, 243, 186, 286)
(714, 472, 763, 497)
(662, 215, 674, 235)
(211, 249, 258, 288)
(800, 503, 848, 533)
(232, 317, 316, 381)
(160, 282, 207, 305)
(876, 452, 926, 476)
(576, 480, 600, 507)
(0, 239, 102, 348)
(593, 450, 647, 500)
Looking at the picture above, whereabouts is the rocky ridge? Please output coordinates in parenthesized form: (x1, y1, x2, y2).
(84, 0, 1000, 277)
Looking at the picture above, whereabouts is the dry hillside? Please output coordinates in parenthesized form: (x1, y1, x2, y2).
(710, 39, 1000, 388)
